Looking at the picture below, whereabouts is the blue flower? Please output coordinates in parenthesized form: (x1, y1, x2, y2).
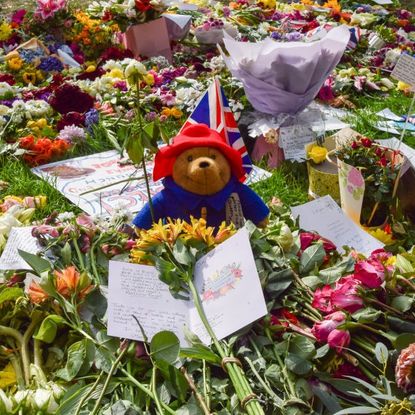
(38, 56, 64, 72)
(85, 108, 99, 134)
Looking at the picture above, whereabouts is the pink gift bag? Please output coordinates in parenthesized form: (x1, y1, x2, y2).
(122, 17, 172, 62)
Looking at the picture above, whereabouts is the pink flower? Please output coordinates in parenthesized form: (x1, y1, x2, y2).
(311, 311, 346, 342)
(347, 168, 364, 187)
(32, 225, 59, 238)
(76, 214, 97, 237)
(328, 329, 351, 353)
(35, 0, 66, 20)
(331, 276, 364, 313)
(318, 77, 335, 101)
(312, 285, 334, 313)
(354, 259, 385, 288)
(299, 232, 336, 253)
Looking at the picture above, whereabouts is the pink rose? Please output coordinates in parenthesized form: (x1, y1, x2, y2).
(347, 168, 364, 187)
(354, 259, 385, 288)
(327, 329, 351, 353)
(312, 285, 334, 313)
(331, 276, 364, 313)
(311, 311, 346, 342)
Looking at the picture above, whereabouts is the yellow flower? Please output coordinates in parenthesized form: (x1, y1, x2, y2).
(143, 73, 155, 86)
(7, 56, 23, 71)
(0, 363, 16, 389)
(182, 217, 215, 247)
(308, 145, 328, 164)
(385, 256, 396, 267)
(36, 70, 44, 81)
(161, 107, 183, 119)
(85, 65, 96, 73)
(367, 228, 394, 245)
(0, 21, 12, 41)
(258, 0, 276, 9)
(22, 71, 37, 85)
(107, 68, 124, 79)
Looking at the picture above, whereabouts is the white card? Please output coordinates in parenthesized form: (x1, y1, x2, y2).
(107, 228, 267, 346)
(291, 196, 384, 256)
(391, 54, 415, 86)
(0, 227, 41, 270)
(372, 0, 393, 5)
(280, 125, 315, 161)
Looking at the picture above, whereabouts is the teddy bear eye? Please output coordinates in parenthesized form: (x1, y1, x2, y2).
(187, 155, 193, 162)
(210, 154, 216, 160)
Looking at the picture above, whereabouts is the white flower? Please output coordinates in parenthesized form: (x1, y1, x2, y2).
(0, 211, 22, 236)
(124, 61, 147, 80)
(57, 211, 76, 222)
(0, 105, 10, 116)
(385, 48, 402, 67)
(33, 389, 58, 414)
(0, 82, 16, 99)
(0, 390, 13, 412)
(25, 100, 52, 118)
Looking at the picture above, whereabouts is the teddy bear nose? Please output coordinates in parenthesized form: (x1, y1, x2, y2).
(199, 161, 210, 168)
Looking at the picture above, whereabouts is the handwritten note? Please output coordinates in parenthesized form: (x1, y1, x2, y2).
(291, 196, 383, 256)
(391, 54, 415, 86)
(107, 228, 267, 345)
(279, 125, 315, 161)
(0, 227, 41, 270)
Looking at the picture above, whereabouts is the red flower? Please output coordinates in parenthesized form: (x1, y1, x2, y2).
(354, 259, 385, 288)
(333, 362, 368, 380)
(135, 0, 152, 12)
(0, 73, 16, 85)
(312, 285, 334, 313)
(351, 141, 359, 149)
(299, 232, 336, 253)
(19, 135, 35, 149)
(327, 329, 350, 354)
(361, 138, 373, 148)
(378, 157, 387, 167)
(49, 83, 94, 114)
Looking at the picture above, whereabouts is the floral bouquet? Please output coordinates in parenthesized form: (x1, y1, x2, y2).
(87, 0, 167, 32)
(335, 135, 404, 227)
(194, 18, 238, 44)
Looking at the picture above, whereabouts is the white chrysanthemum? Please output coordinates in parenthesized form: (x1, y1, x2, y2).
(57, 211, 76, 222)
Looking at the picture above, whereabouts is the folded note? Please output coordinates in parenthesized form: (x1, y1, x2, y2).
(107, 228, 267, 346)
(291, 195, 383, 256)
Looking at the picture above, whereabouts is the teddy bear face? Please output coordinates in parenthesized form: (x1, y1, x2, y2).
(172, 147, 231, 195)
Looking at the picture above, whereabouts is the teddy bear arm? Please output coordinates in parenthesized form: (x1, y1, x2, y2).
(237, 183, 270, 227)
(132, 192, 166, 230)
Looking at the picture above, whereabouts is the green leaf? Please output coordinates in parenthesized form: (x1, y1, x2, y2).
(388, 316, 415, 334)
(374, 342, 388, 365)
(180, 346, 221, 364)
(315, 344, 330, 359)
(310, 381, 342, 413)
(0, 287, 23, 305)
(125, 135, 144, 164)
(57, 339, 95, 381)
(302, 276, 321, 289)
(352, 307, 382, 323)
(285, 353, 312, 375)
(396, 254, 414, 273)
(333, 407, 379, 414)
(318, 257, 355, 284)
(150, 331, 180, 364)
(102, 400, 141, 415)
(95, 347, 113, 373)
(33, 314, 66, 344)
(394, 333, 415, 351)
(172, 238, 193, 266)
(289, 335, 316, 359)
(391, 295, 413, 312)
(265, 269, 293, 297)
(156, 360, 189, 402)
(18, 250, 51, 275)
(299, 243, 326, 275)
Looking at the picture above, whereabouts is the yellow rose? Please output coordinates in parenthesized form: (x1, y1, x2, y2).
(308, 145, 328, 164)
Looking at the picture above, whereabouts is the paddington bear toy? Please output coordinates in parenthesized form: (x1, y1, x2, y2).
(132, 124, 269, 229)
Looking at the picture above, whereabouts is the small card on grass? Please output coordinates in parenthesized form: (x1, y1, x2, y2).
(107, 227, 267, 346)
(291, 195, 383, 256)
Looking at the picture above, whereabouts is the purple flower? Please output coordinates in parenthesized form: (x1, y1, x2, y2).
(271, 32, 282, 40)
(58, 124, 86, 144)
(284, 32, 303, 42)
(38, 56, 64, 72)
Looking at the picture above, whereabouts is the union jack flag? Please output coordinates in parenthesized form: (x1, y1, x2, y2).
(347, 27, 361, 50)
(181, 77, 252, 178)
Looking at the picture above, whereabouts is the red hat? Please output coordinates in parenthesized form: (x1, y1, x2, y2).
(153, 124, 246, 182)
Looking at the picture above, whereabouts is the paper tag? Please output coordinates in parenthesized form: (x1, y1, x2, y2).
(279, 125, 314, 161)
(391, 54, 415, 86)
(0, 227, 41, 270)
(371, 0, 393, 5)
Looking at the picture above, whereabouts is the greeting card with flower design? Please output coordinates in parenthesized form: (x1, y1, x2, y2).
(108, 227, 267, 345)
